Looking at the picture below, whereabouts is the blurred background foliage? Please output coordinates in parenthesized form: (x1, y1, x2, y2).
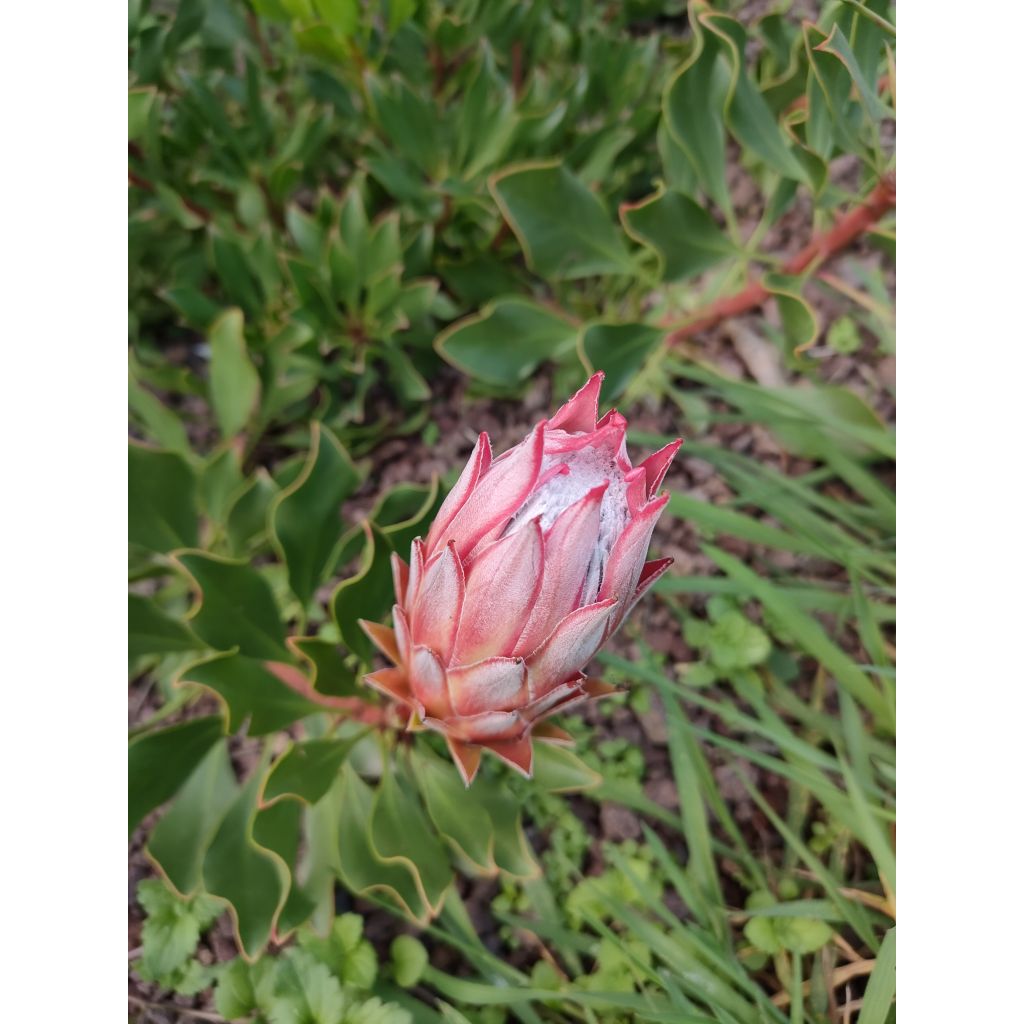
(129, 0, 895, 1022)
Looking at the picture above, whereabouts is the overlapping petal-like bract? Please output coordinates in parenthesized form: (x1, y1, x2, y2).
(359, 373, 680, 784)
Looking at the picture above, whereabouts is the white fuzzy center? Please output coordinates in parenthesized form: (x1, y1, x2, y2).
(504, 445, 629, 604)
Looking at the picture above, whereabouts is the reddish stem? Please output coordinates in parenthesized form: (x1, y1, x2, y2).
(662, 175, 895, 345)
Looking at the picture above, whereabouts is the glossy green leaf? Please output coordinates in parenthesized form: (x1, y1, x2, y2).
(128, 593, 203, 662)
(270, 423, 361, 608)
(147, 739, 238, 895)
(203, 766, 289, 958)
(289, 636, 360, 697)
(373, 763, 453, 914)
(175, 551, 288, 660)
(208, 309, 261, 440)
(128, 715, 225, 835)
(411, 747, 496, 874)
(253, 799, 318, 934)
(129, 443, 199, 553)
(179, 652, 322, 736)
(580, 322, 664, 401)
(701, 10, 810, 184)
(663, 12, 731, 212)
(226, 470, 278, 555)
(620, 187, 733, 283)
(263, 735, 364, 806)
(335, 763, 430, 922)
(435, 297, 578, 386)
(330, 524, 396, 663)
(490, 162, 633, 279)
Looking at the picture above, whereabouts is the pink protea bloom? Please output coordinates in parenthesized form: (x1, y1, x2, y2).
(358, 372, 680, 784)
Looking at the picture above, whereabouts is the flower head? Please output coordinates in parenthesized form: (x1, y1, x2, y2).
(359, 373, 680, 784)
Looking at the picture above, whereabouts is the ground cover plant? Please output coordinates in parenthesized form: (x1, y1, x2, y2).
(129, 1, 896, 1021)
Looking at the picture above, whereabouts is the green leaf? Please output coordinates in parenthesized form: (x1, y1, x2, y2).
(180, 652, 322, 736)
(774, 916, 833, 954)
(474, 779, 539, 879)
(826, 315, 862, 354)
(763, 272, 819, 353)
(435, 297, 578, 386)
(579, 322, 664, 401)
(226, 470, 278, 555)
(410, 747, 495, 874)
(253, 799, 319, 935)
(200, 445, 246, 526)
(203, 765, 289, 959)
(335, 764, 430, 923)
(391, 935, 429, 988)
(373, 761, 454, 914)
(148, 739, 238, 895)
(703, 545, 891, 726)
(128, 360, 191, 454)
(129, 716, 225, 836)
(129, 442, 199, 553)
(700, 10, 810, 184)
(532, 744, 603, 793)
(663, 13, 731, 213)
(128, 594, 202, 662)
(330, 524, 396, 663)
(270, 423, 361, 608)
(175, 551, 288, 660)
(290, 636, 360, 697)
(208, 309, 261, 440)
(859, 926, 896, 1024)
(137, 878, 221, 980)
(128, 87, 157, 141)
(214, 958, 257, 1019)
(705, 610, 771, 670)
(620, 187, 734, 282)
(490, 162, 633, 279)
(263, 735, 365, 806)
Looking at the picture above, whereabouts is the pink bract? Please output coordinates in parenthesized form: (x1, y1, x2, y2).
(359, 372, 681, 784)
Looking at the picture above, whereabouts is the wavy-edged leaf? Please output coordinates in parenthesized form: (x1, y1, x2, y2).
(147, 739, 238, 895)
(203, 765, 289, 959)
(579, 322, 665, 401)
(129, 594, 203, 663)
(129, 442, 199, 553)
(410, 747, 496, 874)
(330, 523, 395, 663)
(620, 187, 734, 283)
(373, 760, 454, 915)
(763, 272, 819, 353)
(253, 799, 318, 936)
(335, 763, 430, 923)
(129, 715, 225, 836)
(175, 551, 288, 660)
(489, 161, 634, 280)
(700, 8, 810, 184)
(662, 8, 731, 213)
(288, 635, 360, 697)
(179, 651, 321, 735)
(270, 422, 362, 608)
(435, 296, 578, 386)
(263, 735, 365, 807)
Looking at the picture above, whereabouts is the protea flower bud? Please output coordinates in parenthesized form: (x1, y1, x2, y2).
(359, 373, 680, 784)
